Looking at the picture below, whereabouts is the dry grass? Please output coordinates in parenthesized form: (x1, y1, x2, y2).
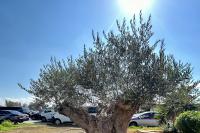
(128, 127, 163, 133)
(1, 125, 85, 133)
(2, 126, 163, 133)
(0, 122, 163, 133)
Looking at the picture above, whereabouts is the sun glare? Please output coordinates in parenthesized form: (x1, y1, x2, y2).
(118, 0, 155, 16)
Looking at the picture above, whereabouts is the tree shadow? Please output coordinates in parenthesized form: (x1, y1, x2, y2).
(46, 122, 80, 128)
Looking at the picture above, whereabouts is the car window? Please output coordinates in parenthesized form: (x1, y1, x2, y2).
(8, 110, 22, 115)
(44, 110, 52, 113)
(0, 111, 5, 114)
(154, 113, 161, 119)
(16, 109, 23, 113)
(140, 113, 154, 119)
(0, 111, 9, 114)
(88, 107, 97, 113)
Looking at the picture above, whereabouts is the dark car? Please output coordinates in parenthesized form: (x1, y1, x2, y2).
(0, 110, 29, 123)
(29, 111, 41, 120)
(0, 107, 30, 115)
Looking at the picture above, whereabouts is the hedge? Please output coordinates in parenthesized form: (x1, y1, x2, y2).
(175, 111, 200, 133)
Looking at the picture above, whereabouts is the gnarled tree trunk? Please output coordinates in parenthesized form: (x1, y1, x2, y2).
(60, 102, 139, 133)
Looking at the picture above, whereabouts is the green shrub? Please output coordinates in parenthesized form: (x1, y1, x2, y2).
(1, 120, 14, 127)
(175, 111, 200, 133)
(0, 125, 5, 131)
(0, 120, 16, 131)
(0, 120, 32, 131)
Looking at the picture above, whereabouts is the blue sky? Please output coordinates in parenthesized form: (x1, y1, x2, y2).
(0, 0, 200, 104)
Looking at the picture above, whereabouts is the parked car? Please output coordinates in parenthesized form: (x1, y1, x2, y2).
(40, 109, 56, 122)
(129, 111, 161, 127)
(0, 110, 29, 123)
(51, 106, 97, 125)
(52, 112, 72, 125)
(29, 111, 41, 120)
(87, 106, 97, 116)
(0, 107, 31, 115)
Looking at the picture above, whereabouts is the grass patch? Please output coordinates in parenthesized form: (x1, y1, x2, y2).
(128, 126, 163, 132)
(0, 121, 32, 132)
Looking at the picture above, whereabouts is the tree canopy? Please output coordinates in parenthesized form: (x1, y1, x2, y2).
(19, 13, 199, 133)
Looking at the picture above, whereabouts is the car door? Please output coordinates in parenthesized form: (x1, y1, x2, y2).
(0, 111, 5, 120)
(139, 112, 159, 126)
(150, 113, 160, 126)
(44, 110, 55, 120)
(0, 111, 9, 121)
(58, 113, 71, 122)
(136, 113, 152, 126)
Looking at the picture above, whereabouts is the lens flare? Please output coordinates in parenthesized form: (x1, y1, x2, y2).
(118, 0, 155, 16)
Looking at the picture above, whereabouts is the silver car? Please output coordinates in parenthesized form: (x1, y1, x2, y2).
(129, 111, 160, 127)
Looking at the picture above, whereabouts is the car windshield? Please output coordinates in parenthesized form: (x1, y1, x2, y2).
(132, 112, 144, 118)
(7, 110, 23, 115)
(0, 111, 9, 114)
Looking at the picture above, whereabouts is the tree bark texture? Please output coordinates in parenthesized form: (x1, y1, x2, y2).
(60, 102, 139, 133)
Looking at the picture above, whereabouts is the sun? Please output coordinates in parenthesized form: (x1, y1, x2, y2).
(118, 0, 155, 16)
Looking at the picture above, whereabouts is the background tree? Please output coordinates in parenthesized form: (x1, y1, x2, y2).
(5, 100, 22, 107)
(19, 13, 198, 133)
(28, 98, 47, 111)
(157, 82, 200, 122)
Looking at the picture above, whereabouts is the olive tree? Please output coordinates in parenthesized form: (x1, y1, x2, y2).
(19, 13, 197, 133)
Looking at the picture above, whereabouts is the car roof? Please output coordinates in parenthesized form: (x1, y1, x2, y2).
(133, 111, 158, 117)
(3, 110, 23, 115)
(141, 111, 158, 114)
(0, 110, 12, 114)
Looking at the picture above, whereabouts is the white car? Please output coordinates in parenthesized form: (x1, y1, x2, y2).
(40, 109, 56, 122)
(52, 112, 72, 125)
(129, 111, 160, 127)
(52, 106, 97, 125)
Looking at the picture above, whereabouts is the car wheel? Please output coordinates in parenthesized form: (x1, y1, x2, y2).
(129, 121, 138, 127)
(41, 117, 47, 122)
(55, 119, 61, 125)
(31, 116, 35, 120)
(14, 121, 18, 124)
